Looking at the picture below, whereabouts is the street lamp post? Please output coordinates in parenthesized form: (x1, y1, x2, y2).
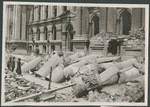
(32, 36, 35, 55)
(47, 40, 50, 57)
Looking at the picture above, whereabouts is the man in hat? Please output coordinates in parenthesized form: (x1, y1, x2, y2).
(7, 57, 12, 70)
(16, 58, 22, 75)
(10, 57, 15, 72)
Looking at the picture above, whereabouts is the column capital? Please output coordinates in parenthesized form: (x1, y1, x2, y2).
(47, 25, 53, 32)
(55, 24, 62, 30)
(32, 27, 37, 33)
(39, 26, 44, 32)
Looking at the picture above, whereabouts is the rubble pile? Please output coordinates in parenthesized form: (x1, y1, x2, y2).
(90, 28, 145, 51)
(5, 69, 46, 102)
(4, 51, 145, 103)
(87, 81, 144, 102)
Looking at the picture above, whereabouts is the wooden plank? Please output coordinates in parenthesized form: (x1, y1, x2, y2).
(7, 83, 76, 103)
(7, 92, 43, 103)
(41, 94, 56, 101)
(96, 56, 120, 64)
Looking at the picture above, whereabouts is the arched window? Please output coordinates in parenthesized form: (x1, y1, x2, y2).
(32, 8, 34, 22)
(44, 26, 48, 40)
(37, 28, 40, 40)
(119, 9, 131, 35)
(53, 6, 57, 17)
(45, 6, 48, 19)
(38, 6, 41, 20)
(52, 25, 56, 40)
(91, 15, 99, 35)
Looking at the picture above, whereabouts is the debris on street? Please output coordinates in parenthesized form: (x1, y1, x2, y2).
(5, 70, 46, 102)
(4, 51, 145, 103)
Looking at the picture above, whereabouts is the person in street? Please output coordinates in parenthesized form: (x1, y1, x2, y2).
(10, 57, 15, 72)
(16, 58, 22, 75)
(7, 57, 12, 70)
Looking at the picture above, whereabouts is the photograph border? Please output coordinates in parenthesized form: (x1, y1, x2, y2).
(1, 1, 149, 106)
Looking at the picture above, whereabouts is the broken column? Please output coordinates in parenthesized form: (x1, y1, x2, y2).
(21, 56, 43, 73)
(72, 66, 119, 97)
(35, 54, 63, 77)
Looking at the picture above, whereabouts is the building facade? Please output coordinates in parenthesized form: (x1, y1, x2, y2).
(5, 5, 145, 55)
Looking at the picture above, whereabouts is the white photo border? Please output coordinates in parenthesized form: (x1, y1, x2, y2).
(2, 1, 149, 106)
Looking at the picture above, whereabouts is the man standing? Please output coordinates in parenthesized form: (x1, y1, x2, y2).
(7, 57, 12, 70)
(10, 57, 15, 72)
(16, 58, 22, 75)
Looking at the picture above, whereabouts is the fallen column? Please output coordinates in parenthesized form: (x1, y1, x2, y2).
(78, 62, 100, 75)
(114, 58, 138, 70)
(98, 58, 139, 70)
(118, 67, 140, 83)
(35, 55, 64, 77)
(46, 64, 65, 83)
(63, 58, 99, 79)
(72, 66, 119, 97)
(98, 62, 116, 70)
(73, 54, 102, 64)
(68, 52, 86, 61)
(21, 57, 43, 73)
(96, 56, 121, 64)
(67, 52, 86, 65)
(63, 60, 88, 78)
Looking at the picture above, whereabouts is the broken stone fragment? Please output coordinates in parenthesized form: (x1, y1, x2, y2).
(118, 67, 140, 83)
(130, 75, 145, 90)
(17, 85, 30, 91)
(115, 58, 138, 70)
(36, 55, 64, 77)
(101, 82, 144, 102)
(46, 64, 65, 83)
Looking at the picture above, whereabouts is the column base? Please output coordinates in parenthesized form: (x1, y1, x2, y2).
(72, 39, 89, 53)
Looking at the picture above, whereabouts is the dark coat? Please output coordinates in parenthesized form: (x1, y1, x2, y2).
(7, 60, 11, 70)
(16, 61, 22, 75)
(11, 60, 15, 68)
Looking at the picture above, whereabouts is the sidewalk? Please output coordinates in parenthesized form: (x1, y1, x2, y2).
(23, 73, 73, 94)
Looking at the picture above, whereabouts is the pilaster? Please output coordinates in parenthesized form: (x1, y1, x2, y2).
(21, 6, 26, 40)
(32, 27, 37, 41)
(39, 26, 45, 41)
(99, 7, 107, 32)
(107, 8, 116, 33)
(48, 6, 53, 19)
(131, 8, 142, 31)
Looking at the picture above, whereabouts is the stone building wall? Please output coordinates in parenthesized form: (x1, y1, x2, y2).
(5, 5, 145, 55)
